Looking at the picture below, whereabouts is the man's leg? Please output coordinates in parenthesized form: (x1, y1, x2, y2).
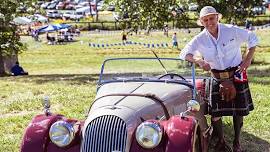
(233, 116, 243, 152)
(212, 117, 232, 151)
(212, 117, 224, 141)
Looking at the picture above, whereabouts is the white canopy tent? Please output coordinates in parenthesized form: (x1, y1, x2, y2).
(13, 17, 32, 25)
(31, 14, 48, 23)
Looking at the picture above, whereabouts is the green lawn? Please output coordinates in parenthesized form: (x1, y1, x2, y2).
(1, 28, 270, 152)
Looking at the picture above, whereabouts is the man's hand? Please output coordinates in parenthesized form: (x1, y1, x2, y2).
(196, 59, 211, 71)
(237, 58, 251, 73)
(237, 46, 256, 73)
(185, 54, 211, 71)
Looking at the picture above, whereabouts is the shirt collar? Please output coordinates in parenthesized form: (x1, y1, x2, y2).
(205, 23, 221, 42)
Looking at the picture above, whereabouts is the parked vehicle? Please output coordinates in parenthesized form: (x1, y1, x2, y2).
(75, 2, 92, 9)
(56, 2, 65, 10)
(188, 3, 198, 11)
(107, 4, 115, 11)
(65, 3, 76, 10)
(41, 2, 50, 9)
(63, 11, 74, 19)
(251, 6, 266, 15)
(21, 57, 210, 152)
(46, 10, 62, 18)
(47, 2, 58, 9)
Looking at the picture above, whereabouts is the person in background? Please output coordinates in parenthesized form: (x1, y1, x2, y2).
(121, 30, 127, 43)
(11, 61, 28, 76)
(180, 6, 258, 152)
(164, 24, 169, 37)
(245, 19, 251, 29)
(172, 32, 178, 49)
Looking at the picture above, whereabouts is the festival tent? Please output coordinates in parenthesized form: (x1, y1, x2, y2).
(37, 24, 71, 33)
(13, 17, 32, 25)
(31, 14, 48, 23)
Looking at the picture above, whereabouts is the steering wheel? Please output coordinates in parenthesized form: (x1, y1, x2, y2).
(158, 73, 186, 80)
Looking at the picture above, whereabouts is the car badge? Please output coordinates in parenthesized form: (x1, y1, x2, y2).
(107, 105, 121, 110)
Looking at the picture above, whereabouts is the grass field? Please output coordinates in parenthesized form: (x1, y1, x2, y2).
(1, 27, 270, 152)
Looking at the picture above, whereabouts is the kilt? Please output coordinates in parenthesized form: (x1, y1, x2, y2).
(208, 78, 254, 117)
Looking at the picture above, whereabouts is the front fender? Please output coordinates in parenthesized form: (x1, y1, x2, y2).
(20, 114, 82, 152)
(129, 115, 198, 152)
(163, 115, 198, 152)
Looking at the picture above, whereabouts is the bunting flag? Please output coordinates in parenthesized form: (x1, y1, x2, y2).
(88, 41, 177, 49)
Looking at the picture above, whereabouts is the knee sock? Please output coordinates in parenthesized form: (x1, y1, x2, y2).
(233, 116, 243, 142)
(212, 118, 224, 140)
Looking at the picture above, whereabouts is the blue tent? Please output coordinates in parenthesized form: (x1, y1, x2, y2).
(37, 24, 71, 33)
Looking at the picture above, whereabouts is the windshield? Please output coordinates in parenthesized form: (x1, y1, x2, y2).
(98, 57, 194, 84)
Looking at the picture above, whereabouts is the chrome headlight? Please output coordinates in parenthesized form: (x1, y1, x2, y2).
(49, 121, 75, 147)
(135, 121, 163, 148)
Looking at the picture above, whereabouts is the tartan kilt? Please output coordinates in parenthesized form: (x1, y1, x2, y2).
(208, 78, 254, 117)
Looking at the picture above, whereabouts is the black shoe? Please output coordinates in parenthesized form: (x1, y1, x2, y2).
(233, 141, 244, 152)
(215, 139, 232, 152)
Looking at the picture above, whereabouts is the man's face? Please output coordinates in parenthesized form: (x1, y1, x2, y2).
(200, 14, 218, 32)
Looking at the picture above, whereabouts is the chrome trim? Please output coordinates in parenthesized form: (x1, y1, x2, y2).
(49, 121, 75, 147)
(81, 115, 127, 152)
(135, 121, 163, 149)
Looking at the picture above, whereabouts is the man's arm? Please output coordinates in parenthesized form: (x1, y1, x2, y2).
(186, 53, 211, 71)
(238, 46, 256, 73)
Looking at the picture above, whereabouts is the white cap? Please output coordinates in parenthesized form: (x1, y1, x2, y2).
(197, 6, 222, 26)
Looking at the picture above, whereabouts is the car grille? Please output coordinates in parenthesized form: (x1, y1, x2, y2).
(81, 115, 127, 152)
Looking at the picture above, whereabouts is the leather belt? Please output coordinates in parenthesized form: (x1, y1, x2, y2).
(211, 71, 235, 79)
(211, 67, 237, 80)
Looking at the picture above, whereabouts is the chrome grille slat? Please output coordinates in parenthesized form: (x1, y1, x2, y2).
(81, 115, 127, 152)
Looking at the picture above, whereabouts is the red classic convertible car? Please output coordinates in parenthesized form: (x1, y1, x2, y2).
(21, 57, 210, 152)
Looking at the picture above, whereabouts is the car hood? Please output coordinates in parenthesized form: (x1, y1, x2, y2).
(88, 81, 192, 119)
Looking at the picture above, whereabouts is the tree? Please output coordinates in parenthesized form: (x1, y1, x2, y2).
(195, 0, 263, 23)
(108, 0, 186, 33)
(0, 0, 29, 75)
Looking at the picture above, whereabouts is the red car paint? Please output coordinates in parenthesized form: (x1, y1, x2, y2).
(130, 116, 197, 152)
(20, 114, 82, 152)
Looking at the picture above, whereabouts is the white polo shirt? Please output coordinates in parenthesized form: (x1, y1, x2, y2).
(179, 23, 258, 70)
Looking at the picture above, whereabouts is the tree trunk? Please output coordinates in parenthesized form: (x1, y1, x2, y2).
(95, 0, 98, 22)
(0, 50, 18, 76)
(0, 51, 5, 76)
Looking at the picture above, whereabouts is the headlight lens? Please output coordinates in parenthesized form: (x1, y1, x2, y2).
(135, 121, 163, 148)
(49, 121, 75, 147)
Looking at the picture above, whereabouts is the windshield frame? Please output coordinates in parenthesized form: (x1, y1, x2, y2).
(98, 57, 195, 84)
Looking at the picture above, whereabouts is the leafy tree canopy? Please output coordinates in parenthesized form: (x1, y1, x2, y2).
(105, 0, 264, 30)
(195, 0, 264, 22)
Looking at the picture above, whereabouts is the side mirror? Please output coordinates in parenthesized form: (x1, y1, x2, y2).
(187, 99, 200, 112)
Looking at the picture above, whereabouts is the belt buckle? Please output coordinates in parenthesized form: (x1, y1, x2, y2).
(219, 72, 229, 79)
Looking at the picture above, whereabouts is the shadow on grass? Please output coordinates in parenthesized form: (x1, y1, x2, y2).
(4, 74, 100, 85)
(209, 123, 270, 152)
(257, 45, 270, 49)
(248, 67, 270, 85)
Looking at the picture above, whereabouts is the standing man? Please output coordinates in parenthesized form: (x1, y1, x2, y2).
(180, 6, 258, 152)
